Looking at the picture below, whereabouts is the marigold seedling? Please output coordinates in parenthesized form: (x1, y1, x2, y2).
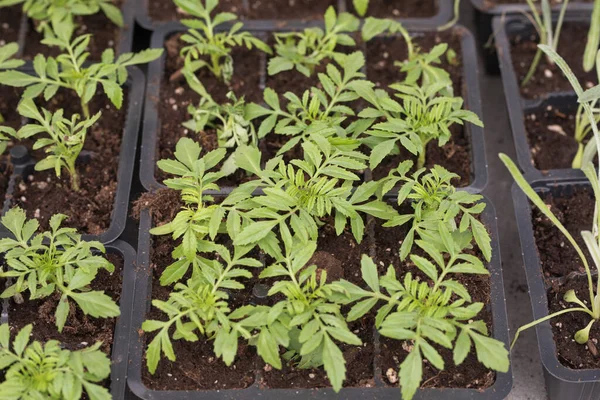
(268, 6, 359, 77)
(0, 207, 120, 333)
(175, 0, 271, 84)
(0, 23, 163, 118)
(16, 99, 101, 192)
(0, 323, 112, 399)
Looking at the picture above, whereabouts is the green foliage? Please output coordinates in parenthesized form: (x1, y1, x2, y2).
(175, 0, 271, 84)
(0, 23, 163, 117)
(361, 18, 454, 95)
(521, 0, 570, 86)
(142, 240, 263, 373)
(0, 42, 24, 153)
(229, 135, 397, 254)
(0, 0, 123, 38)
(150, 137, 228, 285)
(0, 324, 112, 400)
(182, 69, 258, 176)
(584, 0, 600, 72)
(247, 51, 368, 155)
(353, 0, 369, 16)
(379, 161, 492, 262)
(338, 248, 508, 400)
(352, 79, 482, 170)
(16, 99, 101, 191)
(257, 240, 361, 391)
(0, 207, 120, 333)
(268, 6, 359, 77)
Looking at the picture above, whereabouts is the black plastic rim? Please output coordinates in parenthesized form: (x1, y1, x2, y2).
(0, 239, 137, 400)
(134, 0, 454, 31)
(470, 0, 594, 15)
(512, 178, 600, 398)
(126, 195, 512, 399)
(139, 23, 488, 195)
(494, 15, 591, 182)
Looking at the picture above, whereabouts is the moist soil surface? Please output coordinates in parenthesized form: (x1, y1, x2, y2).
(524, 102, 580, 171)
(9, 252, 123, 358)
(366, 29, 472, 187)
(11, 90, 127, 236)
(22, 0, 124, 61)
(532, 186, 594, 278)
(0, 85, 23, 130)
(372, 215, 495, 390)
(146, 0, 337, 23)
(547, 276, 600, 370)
(0, 5, 22, 45)
(510, 23, 598, 100)
(348, 0, 437, 18)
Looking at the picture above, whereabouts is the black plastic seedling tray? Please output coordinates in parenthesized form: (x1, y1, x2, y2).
(512, 179, 600, 400)
(139, 23, 488, 195)
(11, 0, 135, 59)
(135, 0, 455, 31)
(125, 195, 512, 400)
(0, 66, 145, 245)
(470, 0, 593, 74)
(495, 15, 591, 181)
(0, 239, 137, 400)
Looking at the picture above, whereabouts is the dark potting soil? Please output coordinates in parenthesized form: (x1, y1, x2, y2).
(366, 29, 472, 187)
(147, 0, 336, 23)
(525, 103, 581, 171)
(0, 6, 22, 44)
(348, 0, 437, 18)
(9, 253, 123, 357)
(547, 276, 600, 370)
(11, 90, 127, 235)
(510, 23, 598, 100)
(22, 0, 124, 61)
(532, 186, 595, 278)
(0, 85, 23, 130)
(371, 219, 496, 390)
(155, 33, 262, 186)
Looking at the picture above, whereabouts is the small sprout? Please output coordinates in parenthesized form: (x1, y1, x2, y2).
(268, 6, 359, 77)
(0, 207, 120, 333)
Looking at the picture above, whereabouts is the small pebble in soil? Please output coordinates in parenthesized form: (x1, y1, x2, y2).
(386, 368, 398, 384)
(18, 182, 26, 191)
(34, 209, 40, 218)
(264, 364, 272, 372)
(20, 196, 26, 202)
(309, 373, 316, 379)
(175, 87, 184, 95)
(544, 69, 553, 78)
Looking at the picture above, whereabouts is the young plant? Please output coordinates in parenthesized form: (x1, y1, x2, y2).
(379, 161, 492, 262)
(352, 79, 482, 170)
(142, 239, 264, 373)
(0, 207, 120, 333)
(230, 135, 398, 254)
(248, 51, 368, 155)
(337, 249, 509, 400)
(504, 45, 600, 351)
(0, 23, 163, 118)
(583, 0, 600, 72)
(175, 0, 271, 84)
(268, 6, 359, 77)
(521, 0, 570, 86)
(0, 324, 112, 400)
(183, 69, 258, 176)
(361, 18, 455, 95)
(16, 99, 101, 192)
(150, 137, 228, 285)
(257, 239, 362, 391)
(0, 0, 123, 38)
(572, 53, 600, 168)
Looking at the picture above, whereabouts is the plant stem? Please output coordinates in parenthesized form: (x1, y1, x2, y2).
(521, 48, 543, 87)
(81, 101, 90, 119)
